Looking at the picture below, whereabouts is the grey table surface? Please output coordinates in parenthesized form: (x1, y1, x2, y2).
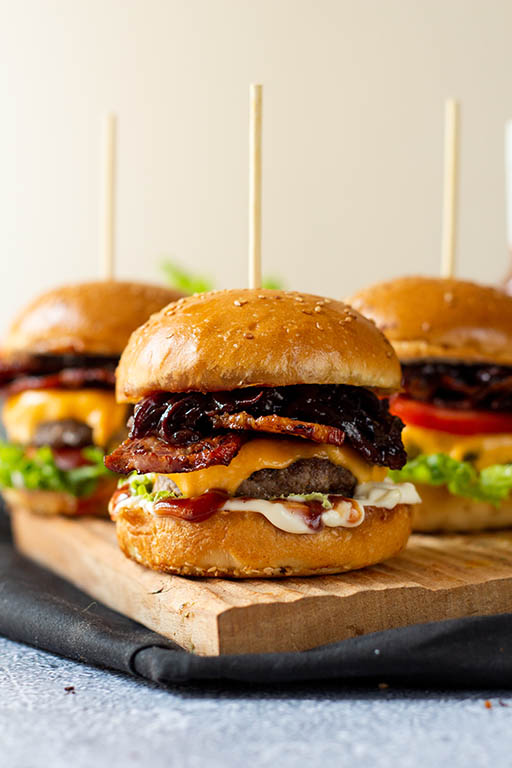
(1, 637, 511, 768)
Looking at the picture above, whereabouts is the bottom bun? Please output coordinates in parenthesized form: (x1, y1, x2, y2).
(114, 502, 413, 578)
(3, 477, 117, 517)
(413, 483, 512, 532)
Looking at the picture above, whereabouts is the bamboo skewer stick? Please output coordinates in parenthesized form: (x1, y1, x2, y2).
(248, 84, 263, 290)
(441, 99, 460, 279)
(100, 113, 117, 280)
(505, 122, 512, 254)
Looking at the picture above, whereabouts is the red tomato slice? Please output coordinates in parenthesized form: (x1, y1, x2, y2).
(52, 447, 92, 471)
(390, 395, 512, 436)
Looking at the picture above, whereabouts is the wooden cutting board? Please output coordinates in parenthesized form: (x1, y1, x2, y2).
(10, 505, 512, 656)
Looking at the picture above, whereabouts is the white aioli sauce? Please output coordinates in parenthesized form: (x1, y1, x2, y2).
(111, 480, 420, 535)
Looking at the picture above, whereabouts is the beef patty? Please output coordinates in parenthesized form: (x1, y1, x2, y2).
(33, 417, 130, 451)
(33, 419, 94, 449)
(235, 458, 356, 499)
(152, 458, 357, 500)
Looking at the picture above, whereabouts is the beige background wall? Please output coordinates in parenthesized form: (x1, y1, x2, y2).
(1, 0, 511, 331)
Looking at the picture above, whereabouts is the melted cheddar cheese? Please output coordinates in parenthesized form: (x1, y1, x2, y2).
(167, 438, 387, 498)
(2, 389, 128, 448)
(402, 424, 512, 471)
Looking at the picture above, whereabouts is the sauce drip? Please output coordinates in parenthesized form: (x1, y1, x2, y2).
(295, 495, 363, 530)
(154, 490, 228, 521)
(299, 500, 324, 531)
(114, 487, 366, 530)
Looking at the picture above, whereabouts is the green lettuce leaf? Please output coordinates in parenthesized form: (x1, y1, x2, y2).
(161, 259, 213, 294)
(389, 453, 512, 505)
(0, 443, 113, 498)
(122, 471, 178, 503)
(161, 258, 285, 295)
(261, 276, 284, 290)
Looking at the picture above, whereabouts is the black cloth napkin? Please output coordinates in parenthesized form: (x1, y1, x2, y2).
(1, 506, 511, 688)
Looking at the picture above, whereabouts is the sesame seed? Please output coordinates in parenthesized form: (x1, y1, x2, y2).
(316, 323, 323, 330)
(314, 305, 322, 313)
(244, 332, 254, 339)
(302, 309, 313, 315)
(294, 296, 304, 302)
(258, 294, 266, 299)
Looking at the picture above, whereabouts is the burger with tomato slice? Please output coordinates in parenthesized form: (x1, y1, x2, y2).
(0, 280, 183, 516)
(105, 289, 419, 578)
(349, 276, 512, 531)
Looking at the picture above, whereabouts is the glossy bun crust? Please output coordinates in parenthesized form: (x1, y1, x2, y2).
(3, 281, 184, 358)
(113, 502, 413, 578)
(116, 289, 401, 402)
(412, 484, 512, 532)
(348, 276, 512, 364)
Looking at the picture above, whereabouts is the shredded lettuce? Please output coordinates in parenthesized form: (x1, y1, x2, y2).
(283, 492, 333, 509)
(389, 453, 512, 505)
(121, 476, 336, 508)
(122, 471, 178, 503)
(0, 443, 113, 498)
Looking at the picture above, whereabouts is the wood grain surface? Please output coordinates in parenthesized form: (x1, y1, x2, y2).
(10, 505, 512, 655)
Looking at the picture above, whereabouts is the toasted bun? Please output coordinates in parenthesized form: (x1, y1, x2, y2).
(116, 289, 401, 402)
(348, 276, 512, 364)
(3, 281, 184, 358)
(113, 502, 412, 578)
(412, 483, 512, 532)
(3, 477, 117, 517)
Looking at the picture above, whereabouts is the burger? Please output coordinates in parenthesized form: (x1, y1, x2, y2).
(349, 276, 512, 531)
(105, 289, 419, 578)
(0, 280, 183, 516)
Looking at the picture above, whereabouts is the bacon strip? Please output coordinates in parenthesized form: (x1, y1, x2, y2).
(210, 412, 346, 447)
(105, 433, 247, 475)
(3, 367, 116, 395)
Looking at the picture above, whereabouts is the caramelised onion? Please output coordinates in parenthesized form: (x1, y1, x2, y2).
(402, 362, 512, 412)
(130, 384, 407, 469)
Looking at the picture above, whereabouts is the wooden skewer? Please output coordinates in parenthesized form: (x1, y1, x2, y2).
(505, 121, 512, 253)
(441, 99, 460, 279)
(248, 84, 263, 290)
(100, 113, 117, 280)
